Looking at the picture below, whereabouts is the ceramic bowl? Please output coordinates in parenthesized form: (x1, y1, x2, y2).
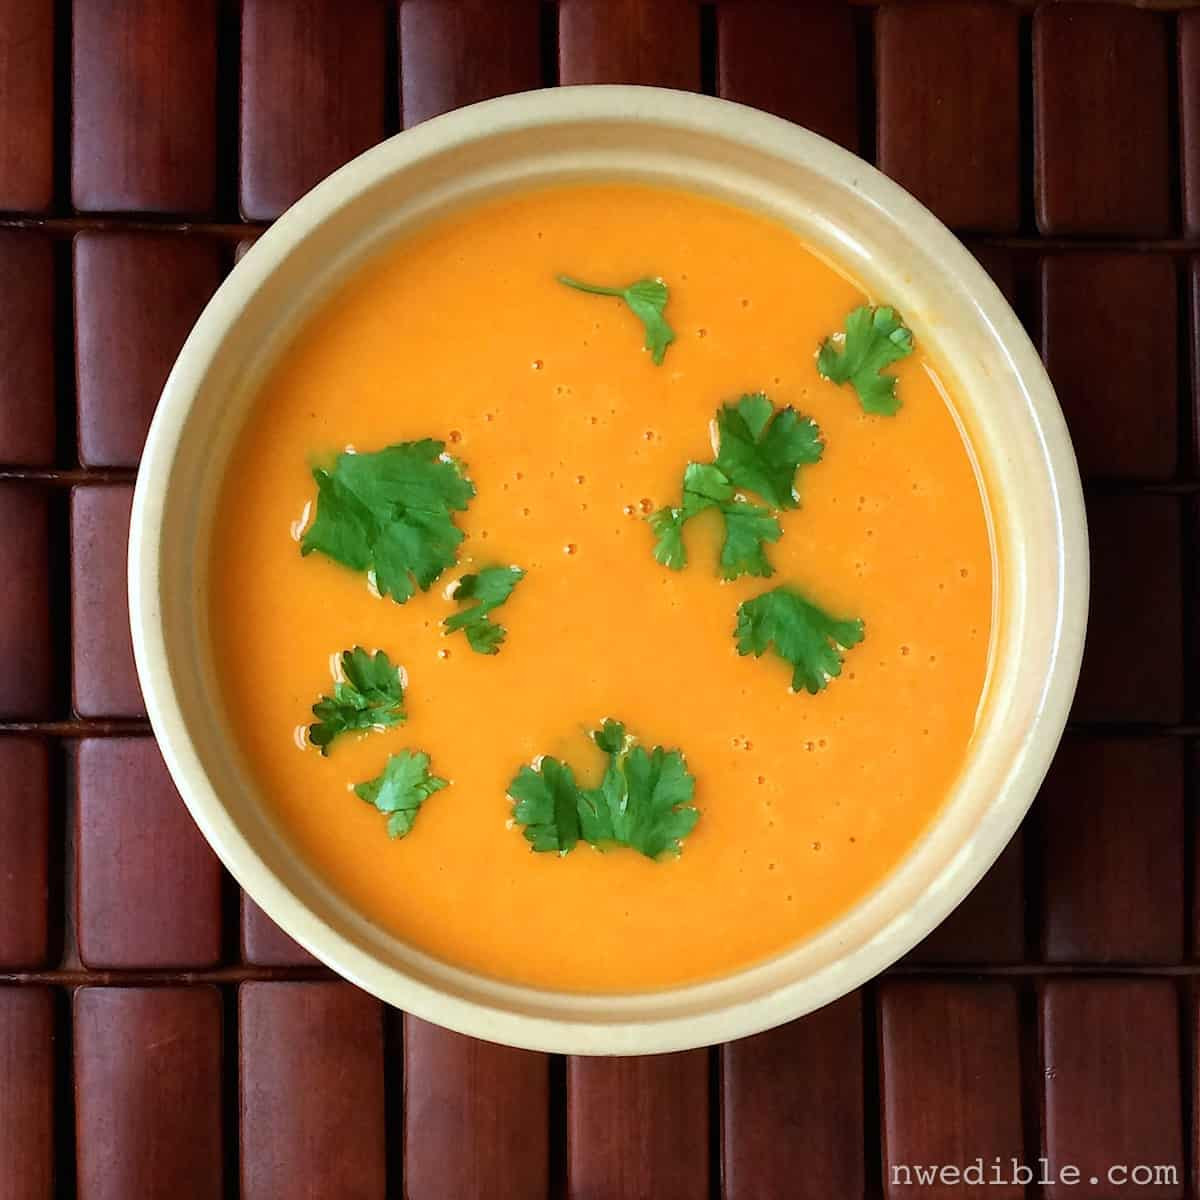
(130, 86, 1087, 1054)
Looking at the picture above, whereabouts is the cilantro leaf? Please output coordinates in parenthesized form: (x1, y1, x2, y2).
(650, 394, 817, 579)
(717, 500, 781, 580)
(301, 440, 475, 602)
(817, 305, 914, 416)
(648, 506, 687, 570)
(309, 647, 406, 755)
(509, 757, 582, 854)
(353, 750, 448, 839)
(714, 392, 823, 510)
(557, 274, 676, 364)
(648, 463, 734, 570)
(508, 721, 698, 860)
(681, 461, 735, 517)
(735, 586, 865, 695)
(443, 565, 525, 655)
(592, 717, 626, 755)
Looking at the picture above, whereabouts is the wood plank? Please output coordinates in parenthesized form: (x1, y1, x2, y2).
(240, 983, 386, 1199)
(74, 233, 225, 467)
(0, 739, 50, 967)
(0, 0, 54, 211)
(239, 0, 389, 220)
(877, 1, 1020, 231)
(404, 1017, 550, 1199)
(75, 738, 223, 968)
(0, 486, 52, 718)
(74, 987, 224, 1199)
(0, 233, 55, 465)
(1041, 980, 1183, 1199)
(559, 0, 700, 89)
(567, 1051, 709, 1199)
(71, 0, 217, 213)
(1073, 495, 1183, 723)
(1040, 253, 1177, 481)
(879, 981, 1024, 1200)
(400, 0, 541, 128)
(0, 987, 55, 1200)
(1039, 737, 1184, 963)
(722, 993, 863, 1198)
(240, 893, 317, 966)
(1034, 4, 1171, 235)
(70, 485, 143, 717)
(717, 0, 858, 150)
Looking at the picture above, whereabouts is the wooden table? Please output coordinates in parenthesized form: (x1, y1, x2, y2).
(0, 1, 1194, 1196)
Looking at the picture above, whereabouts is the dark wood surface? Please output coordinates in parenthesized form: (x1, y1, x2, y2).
(0, 1, 1196, 1197)
(239, 982, 389, 1198)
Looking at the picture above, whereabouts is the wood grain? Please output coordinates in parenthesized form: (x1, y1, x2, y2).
(1179, 10, 1200, 236)
(239, 0, 389, 220)
(1041, 980, 1183, 1199)
(0, 232, 55, 465)
(722, 993, 863, 1199)
(74, 233, 226, 467)
(567, 1051, 709, 1199)
(1034, 3, 1171, 234)
(0, 987, 55, 1200)
(404, 1017, 550, 1199)
(74, 987, 224, 1200)
(0, 739, 50, 968)
(400, 0, 541, 128)
(240, 983, 386, 1199)
(877, 1, 1020, 231)
(71, 0, 218, 214)
(559, 0, 700, 89)
(70, 486, 143, 717)
(240, 894, 318, 967)
(1073, 495, 1183, 723)
(1039, 737, 1184, 963)
(717, 0, 858, 150)
(0, 486, 52, 718)
(1040, 253, 1178, 481)
(75, 738, 223, 968)
(0, 0, 54, 212)
(879, 982, 1025, 1200)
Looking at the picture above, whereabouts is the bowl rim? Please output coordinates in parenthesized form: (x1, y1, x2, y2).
(130, 84, 1088, 1053)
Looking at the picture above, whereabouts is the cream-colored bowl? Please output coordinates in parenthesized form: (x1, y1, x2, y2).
(130, 86, 1087, 1054)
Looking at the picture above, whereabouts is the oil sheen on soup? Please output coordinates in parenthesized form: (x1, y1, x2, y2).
(210, 183, 993, 992)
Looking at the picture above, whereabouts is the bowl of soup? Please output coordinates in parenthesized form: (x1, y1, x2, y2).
(129, 86, 1087, 1054)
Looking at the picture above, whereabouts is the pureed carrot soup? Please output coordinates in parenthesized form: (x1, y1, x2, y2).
(210, 183, 993, 992)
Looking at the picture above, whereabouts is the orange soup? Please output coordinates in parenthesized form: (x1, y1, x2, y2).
(210, 183, 993, 992)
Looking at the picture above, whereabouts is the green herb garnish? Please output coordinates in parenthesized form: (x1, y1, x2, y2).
(557, 274, 675, 364)
(713, 391, 825, 510)
(649, 393, 822, 579)
(309, 647, 406, 755)
(817, 305, 913, 415)
(444, 565, 525, 655)
(301, 439, 475, 602)
(508, 720, 698, 859)
(735, 586, 865, 695)
(354, 750, 448, 838)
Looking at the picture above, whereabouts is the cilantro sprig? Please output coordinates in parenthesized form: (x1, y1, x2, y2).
(735, 586, 865, 695)
(508, 720, 698, 859)
(354, 750, 448, 838)
(557, 274, 675, 364)
(301, 439, 475, 602)
(817, 305, 913, 415)
(309, 647, 406, 755)
(650, 393, 823, 579)
(444, 566, 525, 655)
